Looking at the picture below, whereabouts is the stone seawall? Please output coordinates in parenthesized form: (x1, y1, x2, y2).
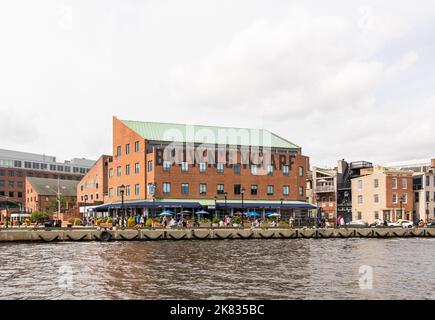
(1, 228, 435, 243)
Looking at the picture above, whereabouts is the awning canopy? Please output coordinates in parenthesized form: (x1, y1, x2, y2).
(92, 199, 316, 212)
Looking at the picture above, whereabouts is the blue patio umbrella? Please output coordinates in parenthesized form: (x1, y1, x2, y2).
(195, 210, 210, 215)
(246, 212, 260, 217)
(160, 210, 174, 217)
(267, 213, 281, 218)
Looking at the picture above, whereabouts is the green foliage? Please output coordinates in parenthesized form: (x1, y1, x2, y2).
(106, 217, 113, 224)
(48, 196, 75, 213)
(73, 218, 81, 226)
(96, 218, 103, 226)
(127, 217, 136, 227)
(145, 218, 153, 228)
(24, 218, 30, 225)
(30, 211, 50, 223)
(212, 217, 221, 224)
(232, 216, 242, 224)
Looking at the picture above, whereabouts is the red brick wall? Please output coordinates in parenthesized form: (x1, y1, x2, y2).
(77, 155, 112, 205)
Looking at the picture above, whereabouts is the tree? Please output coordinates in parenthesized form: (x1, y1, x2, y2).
(48, 196, 75, 213)
(30, 211, 50, 223)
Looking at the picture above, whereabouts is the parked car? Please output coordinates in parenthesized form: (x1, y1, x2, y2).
(346, 220, 369, 228)
(427, 221, 435, 228)
(387, 220, 414, 228)
(400, 220, 414, 228)
(370, 219, 385, 228)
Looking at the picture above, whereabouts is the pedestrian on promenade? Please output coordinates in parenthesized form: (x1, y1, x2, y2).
(340, 216, 345, 228)
(337, 216, 342, 228)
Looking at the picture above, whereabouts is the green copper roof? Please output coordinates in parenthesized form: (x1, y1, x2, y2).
(121, 119, 300, 149)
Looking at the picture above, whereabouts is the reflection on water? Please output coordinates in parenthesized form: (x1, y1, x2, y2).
(0, 239, 434, 300)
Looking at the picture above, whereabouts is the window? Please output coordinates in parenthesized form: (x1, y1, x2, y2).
(374, 211, 379, 220)
(392, 192, 398, 204)
(251, 185, 258, 196)
(217, 184, 225, 194)
(402, 178, 408, 189)
(135, 184, 140, 196)
(426, 175, 430, 187)
(33, 163, 40, 170)
(28, 172, 33, 177)
(374, 194, 379, 203)
(357, 212, 362, 220)
(117, 146, 122, 156)
(267, 165, 274, 175)
(8, 181, 14, 187)
(199, 162, 206, 173)
(125, 144, 130, 155)
(125, 164, 130, 176)
(8, 170, 14, 177)
(163, 161, 171, 171)
(267, 185, 274, 196)
(163, 183, 171, 194)
(57, 165, 64, 172)
(392, 178, 398, 189)
(135, 141, 140, 152)
(358, 195, 363, 204)
(299, 187, 304, 196)
(234, 184, 242, 195)
(402, 193, 408, 204)
(283, 185, 289, 196)
(217, 163, 224, 173)
(234, 164, 241, 175)
(250, 165, 257, 175)
(329, 194, 333, 203)
(64, 166, 70, 172)
(8, 191, 14, 197)
(17, 181, 23, 188)
(24, 162, 32, 169)
(117, 166, 122, 177)
(199, 183, 207, 195)
(109, 168, 114, 178)
(283, 165, 289, 176)
(135, 163, 140, 174)
(96, 193, 99, 200)
(358, 180, 363, 189)
(0, 180, 4, 187)
(0, 170, 3, 176)
(14, 161, 22, 168)
(125, 185, 131, 196)
(117, 186, 124, 197)
(299, 166, 304, 177)
(181, 183, 189, 195)
(109, 188, 114, 198)
(181, 162, 188, 172)
(147, 160, 153, 172)
(374, 179, 379, 188)
(426, 191, 430, 202)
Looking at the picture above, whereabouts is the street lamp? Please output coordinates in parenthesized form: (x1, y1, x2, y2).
(46, 179, 66, 225)
(84, 195, 88, 223)
(241, 187, 245, 228)
(426, 201, 430, 223)
(120, 184, 125, 227)
(224, 192, 228, 215)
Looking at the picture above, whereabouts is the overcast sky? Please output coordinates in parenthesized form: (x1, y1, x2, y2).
(0, 0, 434, 167)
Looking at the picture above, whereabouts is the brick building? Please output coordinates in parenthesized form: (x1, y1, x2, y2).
(77, 155, 112, 206)
(25, 177, 79, 217)
(352, 166, 414, 224)
(93, 117, 315, 223)
(0, 149, 94, 213)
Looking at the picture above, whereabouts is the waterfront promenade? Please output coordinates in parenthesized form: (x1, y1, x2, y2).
(1, 227, 435, 243)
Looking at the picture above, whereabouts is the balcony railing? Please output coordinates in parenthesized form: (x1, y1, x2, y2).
(315, 185, 335, 193)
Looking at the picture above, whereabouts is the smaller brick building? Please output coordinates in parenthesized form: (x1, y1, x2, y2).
(25, 177, 79, 216)
(77, 155, 112, 206)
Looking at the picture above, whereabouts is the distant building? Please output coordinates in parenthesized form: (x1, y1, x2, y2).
(308, 160, 372, 224)
(77, 155, 113, 207)
(352, 166, 414, 223)
(25, 177, 79, 215)
(0, 149, 94, 211)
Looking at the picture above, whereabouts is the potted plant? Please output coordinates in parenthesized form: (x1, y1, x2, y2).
(145, 218, 153, 228)
(127, 217, 136, 228)
(232, 216, 242, 228)
(212, 217, 221, 228)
